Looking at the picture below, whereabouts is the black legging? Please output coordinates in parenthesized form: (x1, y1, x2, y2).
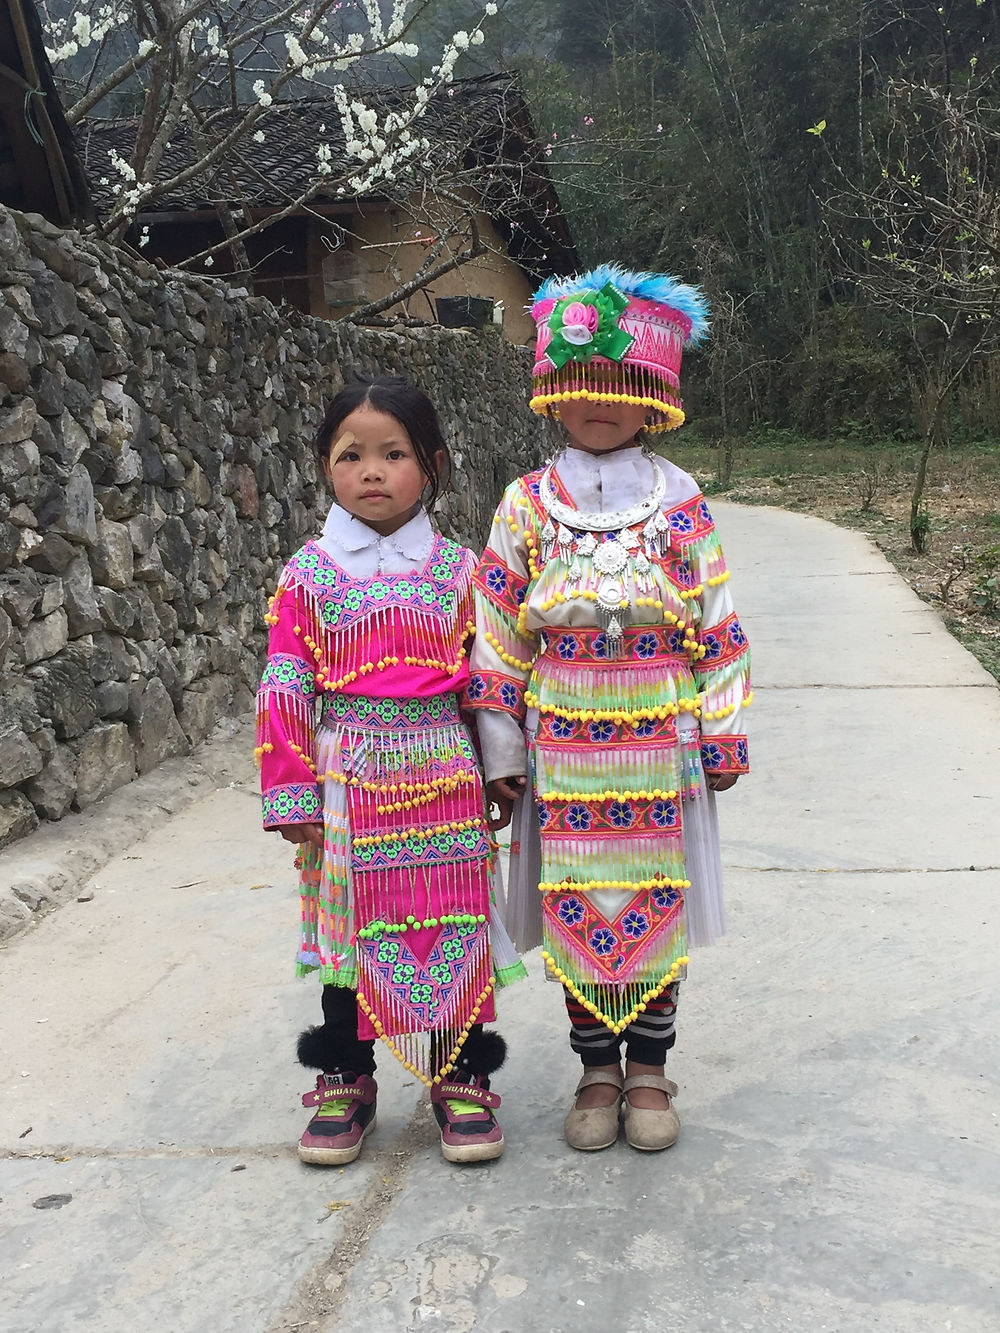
(303, 986, 484, 1078)
(564, 983, 679, 1067)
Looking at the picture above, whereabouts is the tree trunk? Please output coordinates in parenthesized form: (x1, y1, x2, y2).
(910, 396, 946, 553)
(717, 434, 736, 489)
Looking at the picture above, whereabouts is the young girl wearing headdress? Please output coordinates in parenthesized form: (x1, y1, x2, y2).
(257, 375, 524, 1167)
(468, 267, 751, 1152)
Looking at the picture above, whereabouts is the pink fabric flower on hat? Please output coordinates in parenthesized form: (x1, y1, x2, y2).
(561, 300, 599, 345)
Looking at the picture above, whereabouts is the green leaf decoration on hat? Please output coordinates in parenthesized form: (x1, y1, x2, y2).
(545, 281, 635, 369)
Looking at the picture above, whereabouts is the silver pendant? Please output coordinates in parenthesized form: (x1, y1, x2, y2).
(556, 523, 574, 563)
(593, 537, 629, 577)
(634, 549, 653, 590)
(596, 577, 630, 658)
(541, 517, 556, 564)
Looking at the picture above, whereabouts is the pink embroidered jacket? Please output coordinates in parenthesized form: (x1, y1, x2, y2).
(257, 534, 477, 828)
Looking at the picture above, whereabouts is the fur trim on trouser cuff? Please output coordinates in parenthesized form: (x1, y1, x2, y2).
(455, 1029, 507, 1078)
(296, 1023, 376, 1073)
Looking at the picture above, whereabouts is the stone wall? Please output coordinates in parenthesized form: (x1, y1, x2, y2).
(0, 204, 551, 848)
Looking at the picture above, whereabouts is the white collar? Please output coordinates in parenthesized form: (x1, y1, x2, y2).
(555, 446, 655, 515)
(317, 503, 434, 572)
(562, 445, 646, 473)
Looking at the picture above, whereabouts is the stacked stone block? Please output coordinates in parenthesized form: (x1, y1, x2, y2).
(0, 205, 547, 847)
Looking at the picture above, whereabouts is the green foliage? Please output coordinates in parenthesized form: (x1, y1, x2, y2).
(968, 545, 1000, 617)
(504, 0, 1000, 441)
(912, 505, 932, 553)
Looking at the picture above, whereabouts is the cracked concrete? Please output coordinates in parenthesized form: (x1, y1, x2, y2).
(2, 502, 998, 1333)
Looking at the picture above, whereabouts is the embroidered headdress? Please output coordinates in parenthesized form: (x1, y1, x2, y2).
(528, 263, 709, 432)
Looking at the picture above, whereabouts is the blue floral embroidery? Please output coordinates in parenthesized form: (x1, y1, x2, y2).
(651, 886, 676, 909)
(633, 718, 657, 739)
(589, 926, 617, 956)
(736, 738, 749, 767)
(635, 632, 659, 660)
(651, 799, 678, 828)
(608, 800, 635, 828)
(729, 620, 747, 648)
(675, 559, 695, 588)
(701, 741, 725, 770)
(698, 500, 713, 525)
(588, 720, 615, 743)
(567, 804, 592, 832)
(557, 634, 578, 660)
(621, 909, 650, 939)
(591, 633, 609, 659)
(668, 629, 686, 653)
(668, 508, 695, 534)
(486, 566, 508, 595)
(557, 896, 585, 925)
(551, 716, 575, 739)
(701, 633, 722, 660)
(537, 802, 551, 829)
(499, 681, 519, 709)
(466, 675, 487, 701)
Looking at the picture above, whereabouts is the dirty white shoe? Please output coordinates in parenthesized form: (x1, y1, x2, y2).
(564, 1069, 624, 1151)
(622, 1074, 680, 1152)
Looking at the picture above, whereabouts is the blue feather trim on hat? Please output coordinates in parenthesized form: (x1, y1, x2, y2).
(533, 263, 709, 343)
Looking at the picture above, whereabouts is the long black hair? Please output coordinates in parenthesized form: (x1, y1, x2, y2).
(314, 375, 452, 511)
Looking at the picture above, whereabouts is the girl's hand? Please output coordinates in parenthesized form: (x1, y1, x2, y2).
(486, 776, 527, 832)
(706, 772, 740, 793)
(278, 822, 324, 848)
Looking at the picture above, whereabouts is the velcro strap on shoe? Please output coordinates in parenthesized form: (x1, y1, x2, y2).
(435, 1082, 501, 1110)
(575, 1069, 624, 1094)
(302, 1083, 368, 1109)
(622, 1074, 678, 1097)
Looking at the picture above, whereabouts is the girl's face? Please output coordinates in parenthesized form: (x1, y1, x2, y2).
(557, 395, 647, 455)
(323, 405, 442, 535)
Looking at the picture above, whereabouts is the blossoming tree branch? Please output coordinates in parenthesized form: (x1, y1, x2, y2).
(41, 0, 499, 289)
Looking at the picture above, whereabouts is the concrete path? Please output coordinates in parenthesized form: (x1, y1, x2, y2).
(2, 503, 999, 1333)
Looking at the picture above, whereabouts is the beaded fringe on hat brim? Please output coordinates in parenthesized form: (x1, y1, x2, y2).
(529, 363, 686, 432)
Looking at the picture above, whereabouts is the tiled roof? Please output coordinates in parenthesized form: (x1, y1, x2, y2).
(78, 73, 577, 278)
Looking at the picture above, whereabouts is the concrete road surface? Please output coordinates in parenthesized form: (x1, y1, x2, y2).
(2, 502, 998, 1333)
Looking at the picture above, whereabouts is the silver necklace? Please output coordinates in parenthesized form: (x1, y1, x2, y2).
(537, 452, 672, 656)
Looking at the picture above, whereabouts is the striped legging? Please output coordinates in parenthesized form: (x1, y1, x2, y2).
(564, 983, 679, 1067)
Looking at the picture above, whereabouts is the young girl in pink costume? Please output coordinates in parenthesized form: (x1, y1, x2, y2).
(468, 266, 751, 1154)
(257, 376, 523, 1166)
